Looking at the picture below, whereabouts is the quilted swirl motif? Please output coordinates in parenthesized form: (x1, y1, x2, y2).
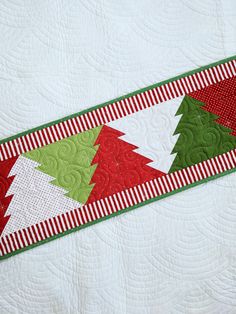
(24, 126, 102, 204)
(169, 96, 236, 172)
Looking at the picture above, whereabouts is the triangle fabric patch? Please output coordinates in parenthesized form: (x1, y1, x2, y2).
(2, 156, 82, 237)
(87, 125, 165, 203)
(108, 97, 183, 173)
(169, 95, 236, 173)
(24, 126, 102, 204)
(189, 76, 236, 135)
(0, 157, 18, 236)
(0, 57, 236, 258)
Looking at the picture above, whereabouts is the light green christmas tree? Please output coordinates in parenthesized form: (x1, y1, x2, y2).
(24, 126, 102, 204)
(169, 96, 236, 173)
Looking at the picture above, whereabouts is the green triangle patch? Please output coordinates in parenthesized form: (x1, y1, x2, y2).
(169, 96, 236, 173)
(24, 126, 102, 204)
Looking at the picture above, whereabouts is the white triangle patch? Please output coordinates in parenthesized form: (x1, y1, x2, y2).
(108, 96, 183, 173)
(2, 156, 82, 237)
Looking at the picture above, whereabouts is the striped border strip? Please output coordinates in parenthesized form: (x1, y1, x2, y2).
(0, 59, 235, 162)
(1, 147, 236, 257)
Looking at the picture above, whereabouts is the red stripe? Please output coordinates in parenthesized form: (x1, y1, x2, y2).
(36, 223, 44, 240)
(27, 226, 36, 243)
(22, 229, 31, 245)
(18, 230, 27, 246)
(9, 233, 18, 250)
(1, 237, 10, 254)
(5, 235, 13, 252)
(40, 222, 48, 238)
(65, 212, 73, 229)
(13, 231, 22, 248)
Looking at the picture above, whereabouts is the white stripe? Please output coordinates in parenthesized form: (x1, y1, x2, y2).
(100, 199, 109, 216)
(104, 197, 113, 214)
(120, 100, 129, 115)
(201, 161, 210, 177)
(230, 150, 236, 165)
(145, 181, 154, 198)
(208, 68, 217, 83)
(112, 194, 121, 211)
(34, 131, 43, 147)
(82, 114, 92, 129)
(214, 157, 223, 173)
(108, 195, 117, 212)
(158, 177, 167, 193)
(121, 191, 129, 207)
(179, 169, 188, 185)
(77, 210, 84, 225)
(55, 124, 63, 140)
(88, 112, 97, 128)
(72, 118, 80, 133)
(1, 144, 8, 159)
(228, 62, 236, 76)
(162, 176, 171, 192)
(28, 226, 37, 243)
(173, 80, 184, 95)
(80, 207, 89, 223)
(63, 213, 72, 230)
(59, 123, 67, 138)
(96, 201, 105, 217)
(116, 192, 125, 209)
(93, 202, 101, 218)
(195, 165, 203, 180)
(84, 206, 93, 221)
(125, 189, 134, 206)
(13, 139, 21, 155)
(226, 151, 235, 168)
(137, 185, 146, 201)
(129, 188, 138, 204)
(5, 142, 13, 157)
(11, 233, 20, 249)
(153, 178, 162, 195)
(67, 119, 76, 135)
(152, 88, 162, 103)
(75, 117, 85, 132)
(166, 175, 174, 191)
(5, 235, 14, 251)
(219, 155, 227, 171)
(46, 127, 55, 143)
(42, 128, 50, 144)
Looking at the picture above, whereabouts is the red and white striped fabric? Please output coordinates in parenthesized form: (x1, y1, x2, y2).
(1, 147, 236, 257)
(0, 59, 235, 162)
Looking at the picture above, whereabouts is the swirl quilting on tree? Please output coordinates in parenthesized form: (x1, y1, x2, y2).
(86, 125, 165, 204)
(24, 126, 102, 204)
(0, 157, 18, 236)
(169, 95, 236, 173)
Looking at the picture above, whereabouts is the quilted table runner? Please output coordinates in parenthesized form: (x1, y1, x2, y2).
(0, 56, 236, 259)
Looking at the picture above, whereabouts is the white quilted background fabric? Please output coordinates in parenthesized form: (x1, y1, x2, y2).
(0, 1, 236, 313)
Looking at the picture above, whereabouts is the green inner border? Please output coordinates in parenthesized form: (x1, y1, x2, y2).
(0, 55, 235, 145)
(0, 55, 236, 260)
(1, 165, 236, 260)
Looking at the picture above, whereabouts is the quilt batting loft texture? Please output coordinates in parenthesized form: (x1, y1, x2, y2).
(1, 1, 236, 313)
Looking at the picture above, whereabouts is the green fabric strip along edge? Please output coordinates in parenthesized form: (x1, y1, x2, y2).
(0, 55, 235, 146)
(1, 165, 236, 260)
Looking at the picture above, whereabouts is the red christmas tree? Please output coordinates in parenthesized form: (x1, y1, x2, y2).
(189, 76, 236, 135)
(0, 157, 17, 236)
(86, 125, 164, 203)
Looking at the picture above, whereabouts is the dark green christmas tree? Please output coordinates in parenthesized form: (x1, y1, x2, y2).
(169, 96, 236, 173)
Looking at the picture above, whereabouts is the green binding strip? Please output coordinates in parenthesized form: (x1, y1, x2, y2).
(0, 55, 235, 146)
(0, 55, 236, 260)
(1, 165, 236, 260)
